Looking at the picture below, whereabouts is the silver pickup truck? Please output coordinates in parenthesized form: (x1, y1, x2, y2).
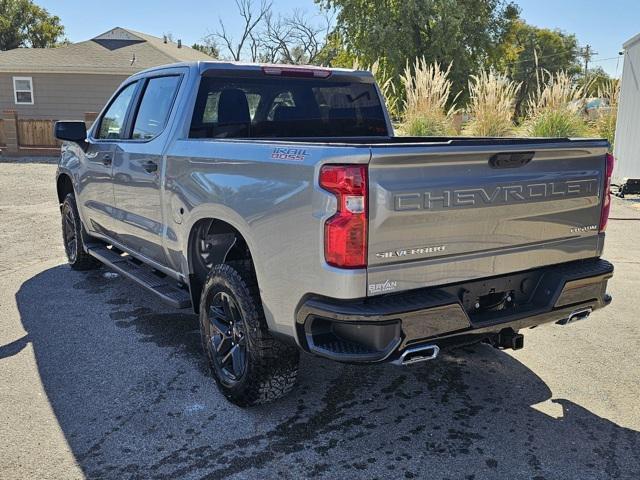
(55, 61, 614, 406)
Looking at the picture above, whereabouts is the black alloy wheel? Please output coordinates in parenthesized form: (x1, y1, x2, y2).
(62, 203, 78, 262)
(204, 291, 248, 385)
(61, 193, 101, 270)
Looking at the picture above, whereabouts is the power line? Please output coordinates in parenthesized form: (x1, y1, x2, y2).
(502, 49, 620, 70)
(589, 55, 621, 64)
(502, 47, 577, 66)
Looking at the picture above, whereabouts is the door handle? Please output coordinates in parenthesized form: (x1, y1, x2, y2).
(142, 161, 158, 173)
(102, 154, 112, 166)
(489, 151, 535, 169)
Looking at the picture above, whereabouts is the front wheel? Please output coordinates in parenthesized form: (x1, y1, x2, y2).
(61, 193, 101, 271)
(199, 262, 299, 406)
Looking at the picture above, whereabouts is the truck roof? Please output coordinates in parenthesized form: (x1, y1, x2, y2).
(133, 60, 375, 82)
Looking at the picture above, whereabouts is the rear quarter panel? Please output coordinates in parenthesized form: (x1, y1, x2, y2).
(163, 140, 370, 339)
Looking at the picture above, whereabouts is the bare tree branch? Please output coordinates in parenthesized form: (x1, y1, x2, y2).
(211, 0, 271, 61)
(208, 1, 333, 64)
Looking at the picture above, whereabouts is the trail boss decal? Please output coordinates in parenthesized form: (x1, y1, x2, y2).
(271, 147, 309, 161)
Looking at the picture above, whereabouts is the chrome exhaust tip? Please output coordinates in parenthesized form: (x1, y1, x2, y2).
(392, 344, 440, 366)
(557, 307, 593, 325)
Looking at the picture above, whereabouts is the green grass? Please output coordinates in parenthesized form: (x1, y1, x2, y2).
(524, 108, 590, 138)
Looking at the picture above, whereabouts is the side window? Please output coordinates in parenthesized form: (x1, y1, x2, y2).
(13, 77, 34, 104)
(132, 76, 181, 140)
(97, 82, 137, 140)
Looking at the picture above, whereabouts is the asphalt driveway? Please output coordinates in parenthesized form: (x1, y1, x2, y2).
(1, 160, 639, 479)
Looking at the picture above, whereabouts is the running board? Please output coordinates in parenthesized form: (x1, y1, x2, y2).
(87, 244, 192, 309)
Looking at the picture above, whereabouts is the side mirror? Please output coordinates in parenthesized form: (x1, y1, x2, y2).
(54, 121, 87, 143)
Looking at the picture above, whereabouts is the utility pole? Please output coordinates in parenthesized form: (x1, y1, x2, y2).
(580, 44, 597, 77)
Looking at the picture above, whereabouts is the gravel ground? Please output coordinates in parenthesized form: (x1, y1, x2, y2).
(1, 160, 639, 480)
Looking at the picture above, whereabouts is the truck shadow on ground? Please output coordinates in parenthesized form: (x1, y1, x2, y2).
(11, 265, 640, 480)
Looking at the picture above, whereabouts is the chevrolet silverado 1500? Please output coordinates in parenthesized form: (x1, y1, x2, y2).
(54, 62, 614, 406)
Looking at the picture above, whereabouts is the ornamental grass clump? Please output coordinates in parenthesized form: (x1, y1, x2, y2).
(464, 70, 520, 137)
(400, 58, 459, 136)
(524, 71, 589, 138)
(592, 79, 620, 150)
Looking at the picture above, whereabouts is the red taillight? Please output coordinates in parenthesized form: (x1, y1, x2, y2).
(320, 164, 368, 268)
(599, 152, 615, 232)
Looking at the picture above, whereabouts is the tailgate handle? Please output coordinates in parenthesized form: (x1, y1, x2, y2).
(489, 151, 535, 169)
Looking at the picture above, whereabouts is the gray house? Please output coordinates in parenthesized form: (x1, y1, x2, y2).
(0, 27, 211, 155)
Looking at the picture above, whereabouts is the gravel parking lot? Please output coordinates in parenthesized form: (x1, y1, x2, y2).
(1, 159, 639, 480)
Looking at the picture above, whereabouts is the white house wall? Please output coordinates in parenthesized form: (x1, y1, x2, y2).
(614, 36, 640, 181)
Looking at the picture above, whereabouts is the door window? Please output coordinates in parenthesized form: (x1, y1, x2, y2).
(97, 82, 137, 139)
(132, 76, 181, 140)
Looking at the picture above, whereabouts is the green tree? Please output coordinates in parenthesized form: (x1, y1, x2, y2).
(0, 0, 65, 50)
(317, 0, 519, 101)
(495, 19, 581, 116)
(192, 40, 220, 58)
(315, 31, 357, 67)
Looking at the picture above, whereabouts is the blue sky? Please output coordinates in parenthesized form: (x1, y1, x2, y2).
(38, 0, 638, 77)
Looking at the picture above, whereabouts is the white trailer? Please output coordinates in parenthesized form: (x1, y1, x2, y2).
(614, 33, 640, 195)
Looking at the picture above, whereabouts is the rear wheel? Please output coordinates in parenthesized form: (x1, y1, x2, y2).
(61, 193, 101, 271)
(199, 262, 299, 406)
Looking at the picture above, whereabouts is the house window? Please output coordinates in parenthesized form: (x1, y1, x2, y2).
(13, 77, 34, 105)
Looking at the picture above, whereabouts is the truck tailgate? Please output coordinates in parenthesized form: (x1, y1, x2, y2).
(366, 141, 608, 296)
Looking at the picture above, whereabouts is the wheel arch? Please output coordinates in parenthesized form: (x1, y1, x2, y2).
(187, 217, 256, 314)
(56, 173, 74, 204)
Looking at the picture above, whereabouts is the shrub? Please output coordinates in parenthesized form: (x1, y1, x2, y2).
(525, 109, 590, 137)
(464, 71, 520, 136)
(400, 58, 459, 136)
(523, 71, 589, 138)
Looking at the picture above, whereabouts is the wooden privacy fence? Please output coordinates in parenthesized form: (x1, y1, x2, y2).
(17, 119, 59, 147)
(2, 110, 98, 155)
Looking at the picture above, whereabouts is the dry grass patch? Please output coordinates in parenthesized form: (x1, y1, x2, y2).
(524, 71, 589, 138)
(464, 70, 520, 137)
(400, 58, 459, 136)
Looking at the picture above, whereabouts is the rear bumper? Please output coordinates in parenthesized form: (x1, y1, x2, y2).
(295, 258, 613, 364)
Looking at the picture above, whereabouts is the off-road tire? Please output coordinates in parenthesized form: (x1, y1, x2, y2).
(61, 193, 101, 271)
(199, 261, 299, 406)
